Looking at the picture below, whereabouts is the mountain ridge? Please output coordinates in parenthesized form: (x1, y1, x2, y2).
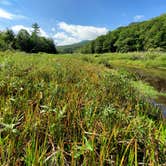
(80, 13, 166, 53)
(57, 40, 90, 53)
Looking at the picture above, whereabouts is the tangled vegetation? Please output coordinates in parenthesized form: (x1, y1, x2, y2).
(0, 52, 165, 165)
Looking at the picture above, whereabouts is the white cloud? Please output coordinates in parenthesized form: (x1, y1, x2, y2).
(134, 15, 144, 21)
(40, 28, 49, 37)
(0, 8, 26, 20)
(53, 22, 108, 45)
(11, 25, 48, 37)
(51, 27, 56, 32)
(10, 22, 108, 46)
(54, 32, 69, 39)
(0, 8, 13, 19)
(11, 25, 32, 34)
(54, 32, 80, 45)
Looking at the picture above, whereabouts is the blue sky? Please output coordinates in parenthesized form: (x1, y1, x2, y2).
(0, 0, 166, 45)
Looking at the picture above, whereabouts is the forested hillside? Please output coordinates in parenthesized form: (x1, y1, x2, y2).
(81, 14, 166, 53)
(57, 40, 90, 53)
(0, 23, 57, 54)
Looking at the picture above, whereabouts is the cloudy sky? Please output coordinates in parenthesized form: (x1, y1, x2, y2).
(0, 0, 166, 45)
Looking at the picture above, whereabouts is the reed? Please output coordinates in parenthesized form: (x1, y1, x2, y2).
(0, 51, 165, 165)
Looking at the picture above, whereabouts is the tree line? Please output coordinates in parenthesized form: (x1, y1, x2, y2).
(80, 14, 166, 53)
(0, 23, 57, 54)
(57, 40, 90, 54)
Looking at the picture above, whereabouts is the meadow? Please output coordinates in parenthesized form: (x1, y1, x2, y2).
(83, 51, 166, 69)
(0, 51, 165, 165)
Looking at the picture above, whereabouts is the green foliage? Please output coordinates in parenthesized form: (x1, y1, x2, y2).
(0, 29, 15, 51)
(0, 52, 165, 165)
(81, 14, 166, 53)
(57, 40, 90, 54)
(32, 23, 40, 36)
(0, 23, 57, 54)
(16, 29, 31, 52)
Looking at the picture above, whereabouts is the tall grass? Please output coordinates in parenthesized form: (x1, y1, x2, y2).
(0, 52, 165, 165)
(91, 52, 166, 69)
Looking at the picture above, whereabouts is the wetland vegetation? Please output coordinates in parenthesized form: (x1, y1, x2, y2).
(0, 51, 165, 165)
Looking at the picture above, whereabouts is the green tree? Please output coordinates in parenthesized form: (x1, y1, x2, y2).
(32, 23, 40, 36)
(16, 29, 31, 52)
(81, 14, 166, 54)
(0, 29, 15, 50)
(94, 36, 105, 53)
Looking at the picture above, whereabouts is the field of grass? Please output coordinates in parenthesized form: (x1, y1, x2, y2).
(89, 51, 166, 70)
(0, 51, 165, 165)
(81, 52, 166, 101)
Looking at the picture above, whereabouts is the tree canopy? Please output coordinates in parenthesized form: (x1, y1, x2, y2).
(0, 23, 57, 54)
(80, 14, 166, 53)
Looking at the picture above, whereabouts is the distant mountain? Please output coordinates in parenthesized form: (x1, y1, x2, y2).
(57, 40, 90, 53)
(80, 14, 166, 53)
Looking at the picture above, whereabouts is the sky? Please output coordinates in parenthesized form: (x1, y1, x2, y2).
(0, 0, 166, 45)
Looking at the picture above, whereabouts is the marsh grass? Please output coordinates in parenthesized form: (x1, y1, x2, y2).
(0, 51, 165, 165)
(100, 52, 166, 69)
